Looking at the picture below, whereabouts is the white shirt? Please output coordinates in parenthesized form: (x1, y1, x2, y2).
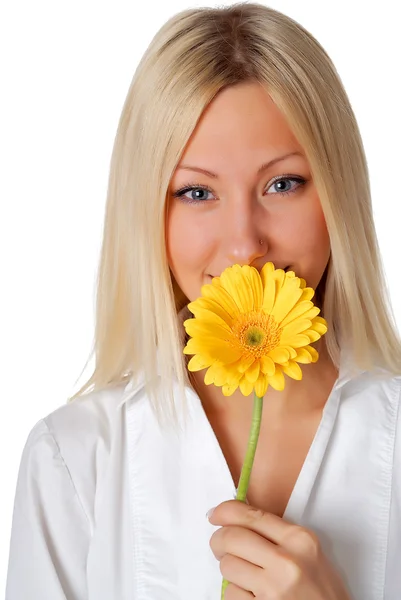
(5, 351, 401, 599)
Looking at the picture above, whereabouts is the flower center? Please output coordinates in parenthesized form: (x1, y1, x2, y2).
(231, 311, 282, 358)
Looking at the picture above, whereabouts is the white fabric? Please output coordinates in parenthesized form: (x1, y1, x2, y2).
(5, 352, 401, 599)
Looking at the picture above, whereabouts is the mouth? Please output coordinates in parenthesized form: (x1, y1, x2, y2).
(207, 266, 291, 279)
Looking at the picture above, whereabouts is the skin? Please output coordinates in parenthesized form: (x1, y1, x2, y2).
(167, 80, 336, 417)
(166, 82, 349, 598)
(208, 500, 352, 599)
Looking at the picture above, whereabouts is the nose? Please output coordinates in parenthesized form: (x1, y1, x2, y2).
(220, 197, 267, 267)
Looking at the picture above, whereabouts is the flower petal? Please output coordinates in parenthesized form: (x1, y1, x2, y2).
(299, 287, 315, 302)
(281, 346, 298, 359)
(219, 267, 253, 313)
(279, 301, 316, 328)
(237, 355, 256, 373)
(187, 355, 213, 371)
(183, 319, 232, 342)
(304, 329, 321, 343)
(243, 265, 263, 311)
(183, 337, 242, 363)
(278, 333, 311, 348)
(185, 306, 234, 331)
(245, 360, 260, 383)
(261, 275, 276, 314)
(305, 345, 319, 362)
(293, 347, 313, 364)
(239, 376, 254, 396)
(268, 347, 290, 364)
(268, 368, 285, 391)
(201, 282, 239, 319)
(204, 364, 217, 385)
(211, 363, 230, 386)
(281, 360, 303, 380)
(260, 355, 276, 376)
(187, 297, 234, 327)
(309, 316, 328, 335)
(281, 318, 313, 338)
(222, 383, 240, 396)
(271, 277, 303, 323)
(255, 374, 268, 397)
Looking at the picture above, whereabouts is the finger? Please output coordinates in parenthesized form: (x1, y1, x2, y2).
(210, 525, 279, 569)
(209, 500, 314, 554)
(219, 553, 264, 598)
(225, 581, 255, 599)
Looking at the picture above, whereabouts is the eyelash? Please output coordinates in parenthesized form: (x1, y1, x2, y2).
(172, 175, 307, 205)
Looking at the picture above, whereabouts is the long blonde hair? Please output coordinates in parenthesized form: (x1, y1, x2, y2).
(67, 2, 401, 429)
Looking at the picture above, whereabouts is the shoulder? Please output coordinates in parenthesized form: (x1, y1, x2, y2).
(20, 379, 134, 530)
(43, 380, 129, 451)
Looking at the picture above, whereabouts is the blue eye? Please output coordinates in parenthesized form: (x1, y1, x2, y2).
(172, 176, 307, 205)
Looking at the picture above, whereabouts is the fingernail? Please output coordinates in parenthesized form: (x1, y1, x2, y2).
(206, 506, 216, 519)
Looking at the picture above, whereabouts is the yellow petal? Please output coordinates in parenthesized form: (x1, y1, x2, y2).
(272, 269, 286, 298)
(245, 360, 260, 383)
(309, 317, 328, 335)
(293, 347, 313, 364)
(281, 346, 298, 359)
(268, 347, 290, 364)
(260, 261, 275, 278)
(185, 306, 233, 330)
(239, 376, 254, 396)
(244, 265, 264, 310)
(201, 283, 239, 319)
(183, 338, 242, 363)
(261, 275, 276, 314)
(280, 301, 315, 328)
(184, 318, 232, 340)
(211, 363, 230, 386)
(187, 355, 212, 371)
(305, 345, 319, 362)
(187, 297, 234, 327)
(225, 366, 243, 386)
(222, 383, 240, 396)
(271, 277, 303, 323)
(268, 368, 285, 391)
(237, 355, 256, 373)
(260, 355, 275, 376)
(281, 318, 312, 338)
(204, 364, 217, 385)
(305, 329, 321, 343)
(219, 267, 253, 313)
(255, 374, 268, 397)
(299, 287, 315, 302)
(281, 360, 303, 380)
(278, 333, 311, 348)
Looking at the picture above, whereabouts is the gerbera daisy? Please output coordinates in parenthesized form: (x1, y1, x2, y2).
(183, 262, 327, 397)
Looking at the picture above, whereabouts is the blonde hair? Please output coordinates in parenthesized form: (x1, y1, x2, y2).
(67, 2, 401, 430)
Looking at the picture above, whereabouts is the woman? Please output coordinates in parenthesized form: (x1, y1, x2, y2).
(6, 3, 401, 599)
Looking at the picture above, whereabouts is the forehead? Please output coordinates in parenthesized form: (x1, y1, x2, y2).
(179, 82, 303, 168)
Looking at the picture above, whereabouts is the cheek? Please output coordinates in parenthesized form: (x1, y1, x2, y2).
(285, 200, 329, 252)
(166, 204, 213, 275)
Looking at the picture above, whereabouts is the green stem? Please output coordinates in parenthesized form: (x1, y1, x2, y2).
(220, 392, 264, 600)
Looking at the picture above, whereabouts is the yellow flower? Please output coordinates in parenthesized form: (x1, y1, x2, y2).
(183, 262, 327, 397)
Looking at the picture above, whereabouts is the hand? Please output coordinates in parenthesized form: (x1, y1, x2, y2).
(208, 500, 351, 599)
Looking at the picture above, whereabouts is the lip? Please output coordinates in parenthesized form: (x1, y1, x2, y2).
(207, 266, 291, 279)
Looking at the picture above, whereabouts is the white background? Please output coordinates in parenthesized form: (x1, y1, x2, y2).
(1, 0, 400, 592)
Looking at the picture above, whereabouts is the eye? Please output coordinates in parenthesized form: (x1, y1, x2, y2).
(172, 175, 307, 205)
(266, 175, 306, 196)
(172, 182, 215, 204)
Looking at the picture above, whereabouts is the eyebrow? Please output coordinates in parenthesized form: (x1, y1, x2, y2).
(177, 151, 305, 178)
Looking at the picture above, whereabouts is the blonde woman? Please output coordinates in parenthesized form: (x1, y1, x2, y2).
(6, 3, 401, 599)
